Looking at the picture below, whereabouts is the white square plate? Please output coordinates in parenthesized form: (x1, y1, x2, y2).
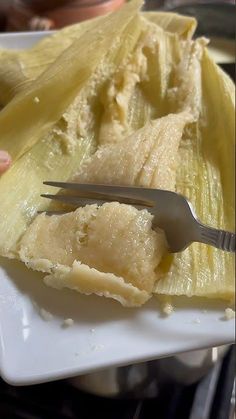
(0, 32, 234, 386)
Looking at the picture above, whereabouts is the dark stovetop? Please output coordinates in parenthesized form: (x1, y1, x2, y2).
(0, 346, 235, 419)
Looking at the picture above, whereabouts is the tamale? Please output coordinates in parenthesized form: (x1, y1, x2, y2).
(0, 3, 234, 307)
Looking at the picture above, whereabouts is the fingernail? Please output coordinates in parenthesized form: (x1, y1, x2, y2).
(0, 150, 11, 163)
(0, 151, 11, 173)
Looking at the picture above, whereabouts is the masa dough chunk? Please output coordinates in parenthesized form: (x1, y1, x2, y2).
(19, 202, 167, 305)
(44, 262, 150, 307)
(75, 112, 191, 191)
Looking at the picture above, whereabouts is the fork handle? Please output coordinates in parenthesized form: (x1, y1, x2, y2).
(197, 224, 235, 252)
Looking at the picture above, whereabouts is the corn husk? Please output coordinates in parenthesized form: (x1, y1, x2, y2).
(0, 0, 142, 162)
(154, 50, 235, 300)
(0, 11, 196, 107)
(0, 15, 105, 106)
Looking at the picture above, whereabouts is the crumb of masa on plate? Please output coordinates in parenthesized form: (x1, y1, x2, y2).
(158, 296, 174, 316)
(62, 318, 74, 328)
(33, 96, 40, 103)
(39, 308, 53, 321)
(224, 308, 235, 320)
(90, 344, 105, 352)
(163, 302, 174, 316)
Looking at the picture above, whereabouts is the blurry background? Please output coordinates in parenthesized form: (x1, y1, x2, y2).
(0, 0, 235, 31)
(0, 2, 234, 82)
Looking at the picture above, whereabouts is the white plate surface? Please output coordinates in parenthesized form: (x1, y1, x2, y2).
(0, 32, 234, 386)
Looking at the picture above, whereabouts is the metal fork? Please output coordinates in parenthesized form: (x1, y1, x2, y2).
(41, 182, 235, 253)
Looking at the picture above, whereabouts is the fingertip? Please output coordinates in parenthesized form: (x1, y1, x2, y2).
(0, 151, 12, 174)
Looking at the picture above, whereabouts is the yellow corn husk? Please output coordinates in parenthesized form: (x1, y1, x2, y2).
(144, 11, 196, 38)
(0, 0, 142, 163)
(201, 50, 235, 224)
(0, 15, 106, 106)
(154, 50, 235, 300)
(0, 130, 92, 257)
(0, 11, 195, 107)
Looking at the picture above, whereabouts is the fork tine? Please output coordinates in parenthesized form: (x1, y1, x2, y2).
(41, 193, 150, 211)
(43, 182, 155, 206)
(41, 194, 108, 207)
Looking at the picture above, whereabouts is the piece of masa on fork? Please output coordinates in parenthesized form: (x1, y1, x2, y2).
(40, 182, 235, 253)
